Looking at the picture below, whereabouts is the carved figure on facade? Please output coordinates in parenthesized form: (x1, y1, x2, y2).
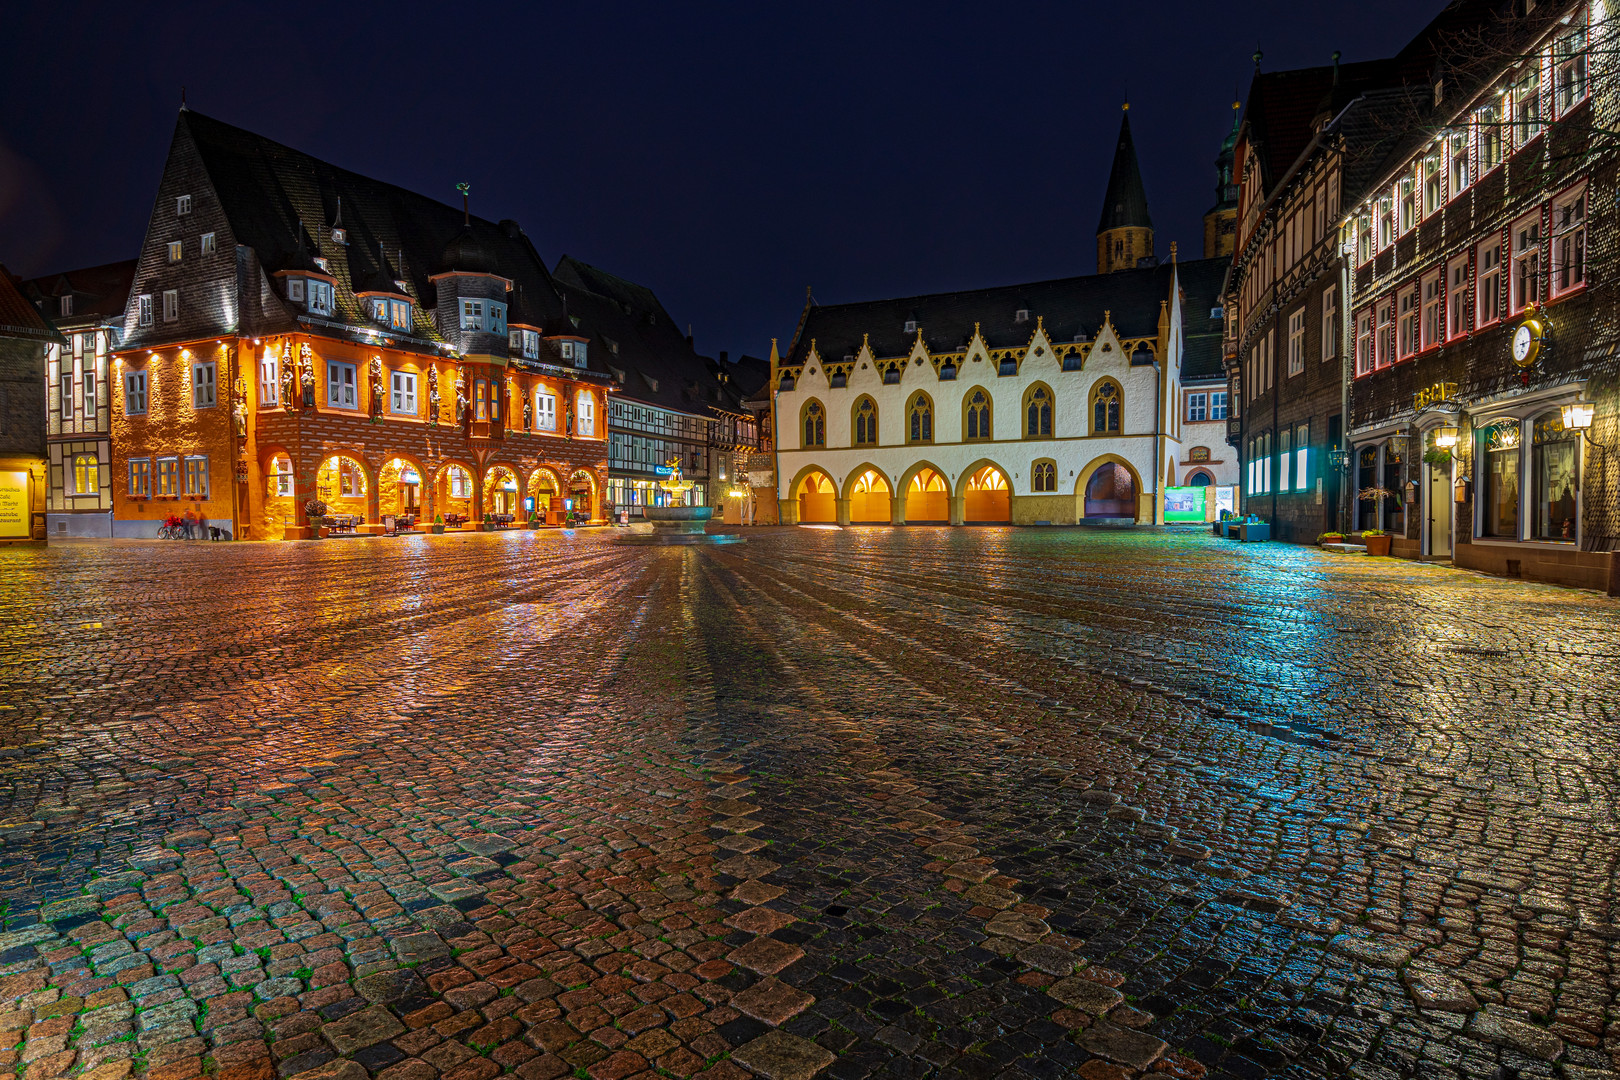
(428, 364, 441, 425)
(565, 403, 574, 436)
(523, 395, 533, 432)
(280, 348, 295, 410)
(455, 368, 468, 426)
(299, 344, 315, 408)
(233, 398, 248, 438)
(369, 355, 383, 421)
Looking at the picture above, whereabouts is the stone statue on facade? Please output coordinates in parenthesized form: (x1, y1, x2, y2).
(369, 355, 383, 421)
(523, 395, 533, 432)
(299, 344, 315, 408)
(565, 404, 574, 436)
(281, 352, 295, 410)
(455, 369, 468, 425)
(428, 364, 441, 425)
(233, 399, 247, 437)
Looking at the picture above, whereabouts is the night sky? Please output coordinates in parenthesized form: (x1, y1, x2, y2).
(3, 1, 1432, 361)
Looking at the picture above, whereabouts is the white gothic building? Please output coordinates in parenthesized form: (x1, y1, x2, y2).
(771, 258, 1225, 526)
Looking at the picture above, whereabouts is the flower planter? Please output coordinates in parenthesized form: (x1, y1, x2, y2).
(430, 524, 445, 534)
(1364, 534, 1393, 557)
(317, 527, 331, 539)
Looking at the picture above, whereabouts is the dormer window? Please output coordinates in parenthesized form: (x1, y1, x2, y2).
(488, 302, 506, 336)
(1015, 308, 1030, 323)
(560, 340, 587, 368)
(511, 328, 539, 359)
(308, 279, 334, 316)
(370, 298, 412, 330)
(287, 279, 305, 303)
(394, 279, 409, 293)
(313, 257, 330, 273)
(332, 228, 347, 245)
(59, 296, 72, 317)
(904, 320, 917, 334)
(460, 299, 484, 329)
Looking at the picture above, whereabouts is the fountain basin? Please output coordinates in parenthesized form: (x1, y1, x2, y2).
(616, 505, 745, 545)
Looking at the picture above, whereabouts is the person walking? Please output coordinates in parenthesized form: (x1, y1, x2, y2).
(182, 508, 197, 540)
(197, 510, 211, 540)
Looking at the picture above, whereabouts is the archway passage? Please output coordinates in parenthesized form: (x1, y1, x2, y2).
(1085, 462, 1137, 518)
(796, 471, 836, 523)
(485, 466, 519, 519)
(379, 458, 424, 523)
(568, 470, 596, 522)
(316, 454, 369, 526)
(435, 464, 476, 525)
(849, 470, 892, 524)
(263, 452, 296, 539)
(907, 468, 949, 523)
(963, 465, 1010, 523)
(529, 469, 562, 525)
(1188, 471, 1213, 487)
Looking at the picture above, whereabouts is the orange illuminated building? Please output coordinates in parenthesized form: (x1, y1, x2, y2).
(110, 109, 611, 539)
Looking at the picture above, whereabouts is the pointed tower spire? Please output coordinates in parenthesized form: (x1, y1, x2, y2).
(1096, 105, 1155, 274)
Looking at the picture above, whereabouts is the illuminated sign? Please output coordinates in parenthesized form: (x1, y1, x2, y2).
(1413, 382, 1458, 411)
(1164, 486, 1206, 523)
(653, 465, 675, 476)
(0, 472, 29, 538)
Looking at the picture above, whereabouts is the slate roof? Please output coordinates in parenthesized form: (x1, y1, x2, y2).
(0, 268, 59, 341)
(1175, 257, 1229, 382)
(18, 260, 136, 328)
(1097, 111, 1153, 233)
(783, 262, 1179, 368)
(552, 256, 754, 420)
(123, 110, 578, 356)
(1241, 59, 1400, 193)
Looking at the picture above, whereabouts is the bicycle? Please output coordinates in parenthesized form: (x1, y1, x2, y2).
(157, 516, 185, 540)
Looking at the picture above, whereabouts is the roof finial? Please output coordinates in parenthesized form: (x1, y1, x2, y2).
(1170, 241, 1178, 264)
(1332, 49, 1342, 85)
(180, 86, 187, 110)
(1253, 45, 1263, 73)
(456, 182, 470, 226)
(334, 195, 343, 229)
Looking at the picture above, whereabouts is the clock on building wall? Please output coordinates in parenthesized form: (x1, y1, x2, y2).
(1512, 311, 1547, 369)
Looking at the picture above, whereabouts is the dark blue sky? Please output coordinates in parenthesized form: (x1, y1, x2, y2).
(2, 1, 1433, 361)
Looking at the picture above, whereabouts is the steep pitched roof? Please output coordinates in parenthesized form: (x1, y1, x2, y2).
(18, 260, 136, 327)
(1175, 257, 1229, 382)
(0, 268, 59, 341)
(783, 263, 1176, 369)
(1240, 59, 1399, 192)
(1097, 110, 1153, 234)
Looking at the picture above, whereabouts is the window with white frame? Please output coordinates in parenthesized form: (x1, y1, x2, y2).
(1552, 186, 1586, 295)
(1287, 307, 1305, 376)
(1421, 270, 1441, 350)
(156, 457, 179, 497)
(1355, 308, 1373, 376)
(128, 458, 150, 497)
(287, 278, 305, 303)
(1321, 284, 1338, 361)
(1397, 176, 1415, 234)
(1398, 286, 1419, 358)
(1377, 196, 1394, 249)
(83, 366, 95, 417)
(390, 370, 417, 415)
(192, 360, 216, 409)
(1511, 64, 1543, 146)
(125, 370, 147, 414)
(327, 361, 358, 409)
(460, 299, 484, 329)
(513, 328, 539, 359)
(176, 194, 191, 215)
(536, 388, 557, 430)
(1376, 298, 1396, 368)
(308, 279, 333, 316)
(1421, 152, 1442, 217)
(167, 241, 183, 263)
(1187, 393, 1207, 422)
(449, 467, 472, 499)
(1478, 239, 1503, 325)
(1447, 256, 1470, 339)
(162, 289, 178, 322)
(59, 371, 72, 421)
(486, 302, 506, 336)
(1211, 391, 1228, 420)
(138, 294, 153, 327)
(183, 456, 209, 498)
(201, 232, 216, 255)
(270, 458, 293, 497)
(1511, 213, 1541, 312)
(258, 352, 278, 407)
(1557, 23, 1589, 115)
(390, 299, 411, 330)
(1448, 129, 1470, 195)
(576, 390, 596, 436)
(1478, 102, 1503, 172)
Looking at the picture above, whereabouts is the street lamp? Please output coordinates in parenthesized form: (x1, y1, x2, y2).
(1435, 426, 1459, 449)
(1561, 400, 1596, 430)
(1328, 448, 1352, 471)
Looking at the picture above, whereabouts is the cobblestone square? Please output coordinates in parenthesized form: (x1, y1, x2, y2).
(0, 528, 1616, 1080)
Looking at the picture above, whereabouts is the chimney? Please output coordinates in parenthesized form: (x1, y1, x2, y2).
(719, 350, 729, 364)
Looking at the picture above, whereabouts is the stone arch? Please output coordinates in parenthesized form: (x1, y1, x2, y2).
(377, 451, 430, 522)
(899, 461, 949, 523)
(1077, 453, 1142, 520)
(258, 443, 298, 539)
(905, 390, 935, 445)
(789, 464, 837, 524)
(432, 459, 478, 524)
(957, 459, 1012, 523)
(567, 468, 599, 521)
(1023, 381, 1055, 439)
(841, 463, 892, 524)
(528, 466, 565, 524)
(1186, 468, 1216, 486)
(961, 385, 993, 442)
(483, 461, 523, 518)
(314, 450, 375, 523)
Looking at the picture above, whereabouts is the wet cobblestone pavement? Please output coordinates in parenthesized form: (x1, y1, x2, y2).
(1, 528, 1617, 1080)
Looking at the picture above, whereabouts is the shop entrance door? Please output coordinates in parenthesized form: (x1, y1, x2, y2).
(1427, 458, 1452, 558)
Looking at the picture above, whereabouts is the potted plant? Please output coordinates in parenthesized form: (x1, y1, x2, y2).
(528, 510, 541, 531)
(431, 513, 445, 535)
(304, 499, 328, 539)
(1356, 488, 1399, 555)
(1318, 532, 1345, 546)
(1422, 446, 1453, 468)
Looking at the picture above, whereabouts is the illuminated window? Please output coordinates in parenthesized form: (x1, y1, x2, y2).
(1295, 421, 1310, 491)
(1532, 409, 1578, 541)
(156, 457, 179, 497)
(1511, 212, 1541, 312)
(1421, 152, 1442, 217)
(1481, 418, 1521, 539)
(1478, 239, 1503, 325)
(390, 370, 417, 415)
(1279, 427, 1292, 491)
(964, 389, 991, 440)
(167, 241, 182, 263)
(1511, 64, 1542, 147)
(1090, 380, 1121, 434)
(1478, 103, 1503, 172)
(71, 453, 98, 496)
(1552, 186, 1586, 295)
(1397, 176, 1415, 234)
(128, 458, 150, 497)
(1447, 257, 1469, 340)
(184, 456, 209, 498)
(907, 392, 932, 444)
(1024, 385, 1052, 437)
(853, 396, 877, 446)
(576, 390, 594, 436)
(448, 466, 472, 500)
(1356, 211, 1373, 264)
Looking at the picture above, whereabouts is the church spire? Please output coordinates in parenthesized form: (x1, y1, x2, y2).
(1096, 105, 1155, 273)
